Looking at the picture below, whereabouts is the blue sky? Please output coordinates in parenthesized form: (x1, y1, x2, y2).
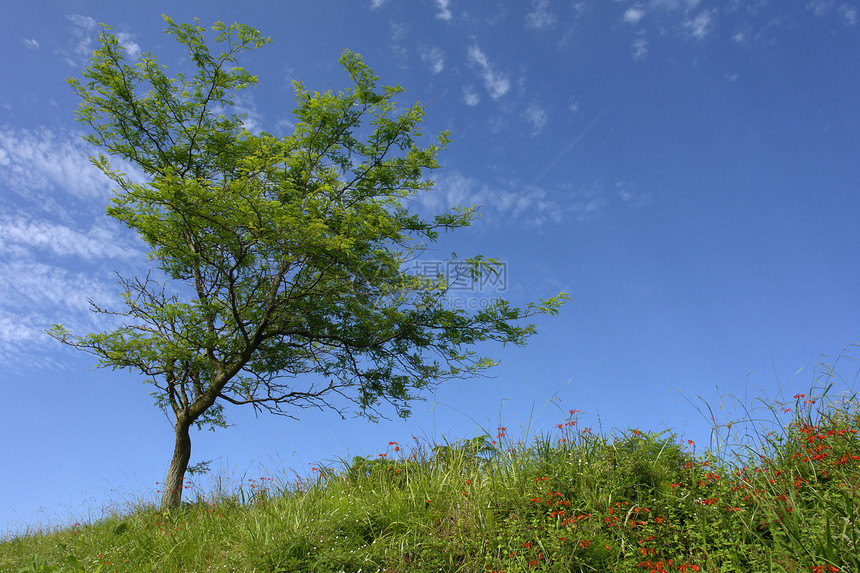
(2, 0, 859, 537)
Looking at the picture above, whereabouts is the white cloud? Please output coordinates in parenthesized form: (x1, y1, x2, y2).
(615, 180, 651, 208)
(0, 314, 45, 350)
(463, 87, 480, 106)
(840, 4, 858, 24)
(419, 45, 446, 74)
(524, 102, 549, 135)
(116, 32, 141, 59)
(65, 14, 97, 65)
(526, 0, 557, 29)
(231, 94, 267, 135)
(806, 0, 833, 16)
(683, 10, 716, 39)
(409, 173, 630, 228)
(0, 128, 148, 366)
(623, 7, 647, 24)
(370, 0, 387, 8)
(390, 21, 409, 42)
(0, 215, 139, 261)
(467, 43, 510, 100)
(632, 38, 649, 60)
(64, 14, 140, 65)
(0, 258, 128, 363)
(0, 260, 121, 314)
(805, 0, 858, 23)
(650, 0, 700, 9)
(410, 171, 566, 227)
(23, 38, 39, 49)
(0, 127, 117, 202)
(435, 0, 453, 21)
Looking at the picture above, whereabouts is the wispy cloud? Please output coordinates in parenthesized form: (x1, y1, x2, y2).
(632, 37, 649, 60)
(410, 171, 567, 227)
(624, 7, 647, 25)
(0, 258, 129, 364)
(463, 87, 480, 106)
(419, 45, 446, 74)
(467, 42, 510, 100)
(650, 0, 701, 10)
(115, 32, 141, 59)
(0, 126, 147, 365)
(370, 0, 388, 8)
(683, 9, 716, 39)
(0, 260, 123, 315)
(66, 14, 97, 64)
(809, 1, 860, 25)
(23, 38, 39, 49)
(0, 127, 117, 203)
(0, 215, 139, 262)
(524, 102, 549, 136)
(64, 14, 140, 66)
(435, 0, 453, 21)
(230, 94, 267, 135)
(806, 0, 833, 16)
(526, 0, 557, 29)
(408, 171, 630, 229)
(615, 180, 651, 208)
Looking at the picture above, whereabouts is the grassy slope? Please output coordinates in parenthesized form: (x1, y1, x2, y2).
(3, 389, 859, 572)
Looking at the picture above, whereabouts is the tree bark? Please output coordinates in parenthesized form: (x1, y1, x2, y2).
(161, 419, 192, 510)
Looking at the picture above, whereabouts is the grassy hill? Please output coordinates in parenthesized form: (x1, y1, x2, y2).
(3, 387, 859, 572)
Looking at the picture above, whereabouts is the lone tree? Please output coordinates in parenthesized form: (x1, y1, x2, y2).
(52, 17, 568, 510)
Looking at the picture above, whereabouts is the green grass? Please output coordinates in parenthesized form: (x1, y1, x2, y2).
(3, 382, 859, 572)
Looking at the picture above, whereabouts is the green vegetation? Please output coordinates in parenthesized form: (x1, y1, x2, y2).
(3, 372, 859, 572)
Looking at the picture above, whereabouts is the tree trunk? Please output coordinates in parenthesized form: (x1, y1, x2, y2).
(161, 419, 192, 510)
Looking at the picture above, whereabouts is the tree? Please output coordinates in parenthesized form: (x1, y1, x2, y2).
(51, 16, 568, 510)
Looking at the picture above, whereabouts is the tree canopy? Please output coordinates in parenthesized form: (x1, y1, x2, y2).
(51, 16, 568, 509)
